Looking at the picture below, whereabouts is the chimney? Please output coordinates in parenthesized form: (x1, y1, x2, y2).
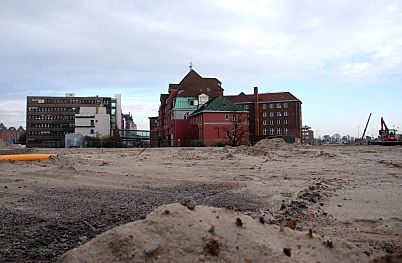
(254, 87, 260, 137)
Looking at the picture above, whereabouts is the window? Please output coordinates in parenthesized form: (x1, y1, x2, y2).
(269, 120, 274, 125)
(90, 129, 95, 134)
(263, 120, 267, 125)
(232, 114, 237, 121)
(244, 104, 249, 109)
(276, 103, 282, 108)
(263, 112, 267, 117)
(269, 112, 274, 117)
(184, 112, 189, 119)
(277, 128, 282, 135)
(270, 128, 275, 135)
(277, 112, 282, 117)
(225, 114, 229, 120)
(262, 104, 267, 109)
(284, 119, 288, 125)
(90, 120, 95, 126)
(284, 111, 288, 117)
(277, 119, 281, 125)
(269, 103, 274, 109)
(284, 128, 289, 134)
(263, 128, 268, 135)
(284, 103, 288, 108)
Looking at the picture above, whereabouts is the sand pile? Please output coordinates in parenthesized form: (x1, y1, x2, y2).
(58, 203, 368, 263)
(254, 138, 290, 148)
(234, 138, 293, 156)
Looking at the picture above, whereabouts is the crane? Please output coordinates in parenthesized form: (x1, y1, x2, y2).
(361, 113, 372, 140)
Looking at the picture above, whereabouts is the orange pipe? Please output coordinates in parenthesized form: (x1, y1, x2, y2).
(0, 154, 56, 161)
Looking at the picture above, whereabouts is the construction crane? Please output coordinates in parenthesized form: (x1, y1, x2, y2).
(361, 113, 372, 140)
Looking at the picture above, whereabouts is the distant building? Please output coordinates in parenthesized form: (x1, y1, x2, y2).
(26, 93, 122, 147)
(158, 69, 224, 146)
(123, 113, 137, 130)
(189, 96, 249, 146)
(226, 87, 302, 143)
(301, 125, 314, 144)
(0, 123, 25, 144)
(75, 106, 110, 137)
(155, 70, 302, 146)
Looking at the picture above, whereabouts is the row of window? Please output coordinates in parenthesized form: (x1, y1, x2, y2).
(29, 123, 74, 128)
(28, 131, 71, 136)
(243, 103, 288, 110)
(28, 115, 75, 120)
(263, 128, 289, 135)
(262, 119, 288, 125)
(28, 107, 79, 112)
(262, 111, 288, 117)
(29, 98, 108, 105)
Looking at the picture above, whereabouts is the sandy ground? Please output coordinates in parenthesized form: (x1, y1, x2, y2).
(0, 142, 401, 262)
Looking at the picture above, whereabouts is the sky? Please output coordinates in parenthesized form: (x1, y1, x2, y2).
(0, 0, 401, 138)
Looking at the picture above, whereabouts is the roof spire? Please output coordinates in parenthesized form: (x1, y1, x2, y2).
(189, 57, 193, 71)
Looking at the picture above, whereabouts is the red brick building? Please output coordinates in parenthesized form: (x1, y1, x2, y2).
(158, 70, 224, 146)
(226, 87, 302, 143)
(0, 123, 25, 144)
(148, 117, 158, 147)
(189, 96, 249, 146)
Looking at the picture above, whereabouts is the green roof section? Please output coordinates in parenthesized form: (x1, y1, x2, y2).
(190, 96, 246, 116)
(173, 97, 198, 110)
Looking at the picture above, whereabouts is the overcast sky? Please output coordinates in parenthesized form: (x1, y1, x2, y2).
(1, 0, 401, 137)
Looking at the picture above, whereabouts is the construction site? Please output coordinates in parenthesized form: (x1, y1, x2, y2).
(0, 139, 401, 262)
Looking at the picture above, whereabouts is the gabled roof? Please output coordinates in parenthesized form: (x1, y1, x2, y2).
(168, 70, 224, 98)
(0, 123, 5, 130)
(190, 96, 246, 116)
(17, 126, 25, 131)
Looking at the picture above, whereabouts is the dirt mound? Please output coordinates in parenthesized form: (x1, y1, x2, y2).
(234, 138, 293, 156)
(254, 138, 289, 148)
(58, 203, 368, 263)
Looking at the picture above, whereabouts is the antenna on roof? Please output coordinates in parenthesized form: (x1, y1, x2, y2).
(189, 57, 193, 71)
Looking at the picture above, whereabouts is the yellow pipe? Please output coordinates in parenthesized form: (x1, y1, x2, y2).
(0, 154, 56, 161)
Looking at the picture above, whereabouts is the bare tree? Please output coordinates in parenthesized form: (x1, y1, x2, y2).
(226, 112, 248, 146)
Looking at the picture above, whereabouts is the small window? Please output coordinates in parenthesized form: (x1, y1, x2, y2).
(270, 128, 275, 135)
(263, 120, 267, 125)
(276, 103, 282, 108)
(90, 129, 95, 134)
(284, 103, 288, 108)
(284, 111, 288, 117)
(269, 112, 274, 117)
(270, 120, 274, 125)
(277, 112, 282, 117)
(262, 104, 267, 109)
(225, 114, 229, 120)
(284, 119, 288, 125)
(277, 128, 282, 135)
(269, 103, 274, 109)
(284, 128, 288, 134)
(244, 104, 249, 110)
(263, 128, 268, 135)
(232, 114, 237, 121)
(277, 119, 281, 125)
(263, 112, 267, 117)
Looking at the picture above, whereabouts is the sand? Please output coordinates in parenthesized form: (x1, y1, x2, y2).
(0, 142, 401, 262)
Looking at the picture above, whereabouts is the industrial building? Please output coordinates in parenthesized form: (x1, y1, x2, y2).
(226, 87, 302, 143)
(155, 70, 302, 146)
(301, 125, 314, 144)
(26, 93, 122, 147)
